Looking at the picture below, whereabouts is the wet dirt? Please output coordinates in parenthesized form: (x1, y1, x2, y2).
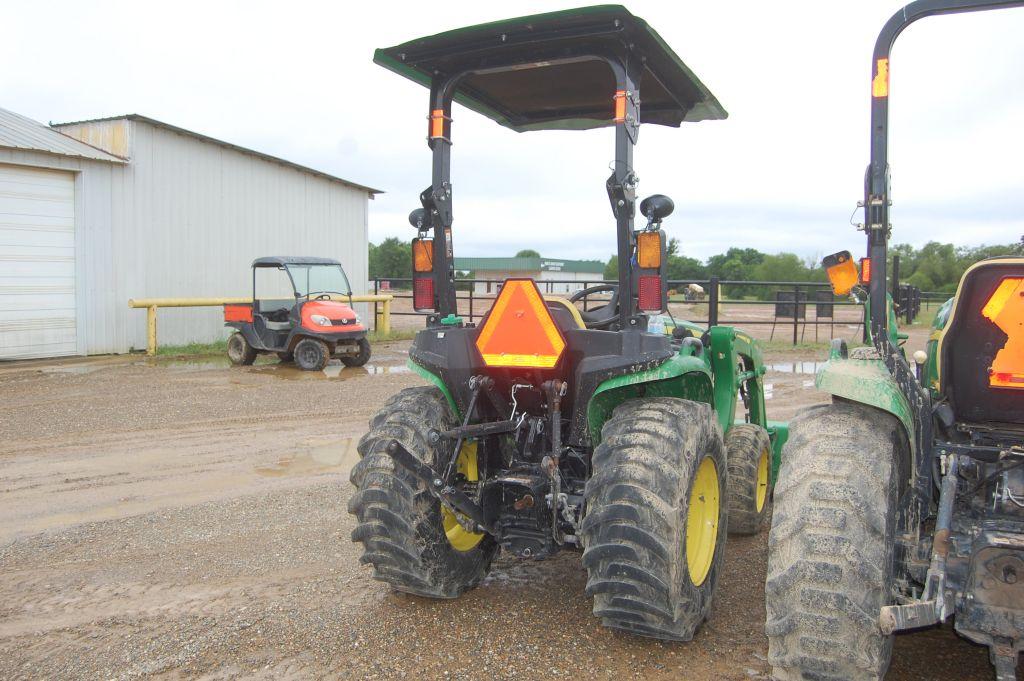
(0, 336, 1002, 680)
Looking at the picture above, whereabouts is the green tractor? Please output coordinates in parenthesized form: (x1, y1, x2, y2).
(349, 6, 786, 640)
(765, 1, 1024, 679)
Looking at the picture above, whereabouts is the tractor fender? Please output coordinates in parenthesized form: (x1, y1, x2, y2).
(407, 360, 461, 418)
(586, 353, 713, 446)
(815, 352, 916, 455)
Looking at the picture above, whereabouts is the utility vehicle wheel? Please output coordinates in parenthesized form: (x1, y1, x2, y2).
(349, 386, 497, 598)
(766, 401, 902, 681)
(341, 338, 371, 367)
(227, 332, 257, 366)
(581, 397, 727, 641)
(276, 351, 294, 363)
(725, 424, 773, 535)
(294, 338, 329, 371)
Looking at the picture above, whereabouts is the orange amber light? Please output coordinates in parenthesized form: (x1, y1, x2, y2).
(413, 238, 433, 273)
(823, 251, 859, 296)
(637, 231, 662, 269)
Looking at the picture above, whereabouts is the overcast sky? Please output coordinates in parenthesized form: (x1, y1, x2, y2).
(4, 1, 1022, 263)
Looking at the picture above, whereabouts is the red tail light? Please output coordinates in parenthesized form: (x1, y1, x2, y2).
(638, 275, 664, 312)
(860, 257, 872, 284)
(413, 277, 434, 311)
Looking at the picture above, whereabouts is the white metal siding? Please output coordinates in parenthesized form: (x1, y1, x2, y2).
(0, 117, 370, 358)
(0, 164, 76, 358)
(120, 121, 370, 349)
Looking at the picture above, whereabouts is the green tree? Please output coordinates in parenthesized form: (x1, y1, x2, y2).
(604, 255, 618, 280)
(515, 249, 541, 258)
(369, 237, 412, 280)
(705, 247, 765, 297)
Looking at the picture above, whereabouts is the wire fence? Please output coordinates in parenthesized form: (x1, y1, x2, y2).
(370, 277, 893, 345)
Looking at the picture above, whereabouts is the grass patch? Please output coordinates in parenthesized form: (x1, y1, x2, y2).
(369, 329, 418, 342)
(156, 340, 228, 357)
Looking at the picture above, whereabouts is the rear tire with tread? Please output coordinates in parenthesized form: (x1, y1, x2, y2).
(725, 424, 773, 535)
(227, 332, 257, 366)
(581, 397, 727, 641)
(766, 400, 902, 681)
(349, 386, 497, 598)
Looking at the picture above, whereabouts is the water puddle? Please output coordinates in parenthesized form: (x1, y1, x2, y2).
(254, 437, 360, 478)
(767, 361, 824, 375)
(250, 362, 410, 380)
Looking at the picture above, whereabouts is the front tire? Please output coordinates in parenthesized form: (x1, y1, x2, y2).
(349, 386, 497, 598)
(725, 424, 773, 535)
(581, 397, 727, 641)
(294, 337, 329, 371)
(766, 401, 902, 680)
(341, 338, 371, 367)
(227, 332, 257, 366)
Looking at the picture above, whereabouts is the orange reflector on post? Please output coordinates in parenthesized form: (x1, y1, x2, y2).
(413, 238, 433, 273)
(860, 257, 872, 284)
(429, 109, 448, 139)
(983, 276, 1024, 390)
(613, 90, 627, 123)
(637, 231, 662, 269)
(822, 250, 859, 295)
(475, 279, 566, 369)
(872, 58, 889, 98)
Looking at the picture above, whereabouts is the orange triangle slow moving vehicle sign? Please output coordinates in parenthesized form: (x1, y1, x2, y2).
(475, 279, 566, 369)
(982, 276, 1024, 390)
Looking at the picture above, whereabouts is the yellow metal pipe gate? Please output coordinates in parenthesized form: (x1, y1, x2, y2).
(128, 295, 394, 356)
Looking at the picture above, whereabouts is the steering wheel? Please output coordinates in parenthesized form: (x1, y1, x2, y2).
(314, 293, 332, 301)
(569, 284, 619, 329)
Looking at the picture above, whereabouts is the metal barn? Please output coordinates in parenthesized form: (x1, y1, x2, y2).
(0, 108, 379, 359)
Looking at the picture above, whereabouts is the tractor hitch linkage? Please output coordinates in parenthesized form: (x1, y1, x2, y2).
(386, 439, 496, 535)
(880, 454, 960, 634)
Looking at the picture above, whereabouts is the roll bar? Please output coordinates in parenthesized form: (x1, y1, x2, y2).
(865, 0, 1024, 341)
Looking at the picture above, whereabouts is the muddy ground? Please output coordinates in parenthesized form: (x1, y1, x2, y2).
(0, 333, 1011, 680)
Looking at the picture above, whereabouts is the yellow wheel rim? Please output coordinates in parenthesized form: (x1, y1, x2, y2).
(756, 446, 770, 512)
(686, 457, 720, 586)
(441, 442, 484, 552)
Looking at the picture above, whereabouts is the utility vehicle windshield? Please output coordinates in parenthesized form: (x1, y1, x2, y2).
(286, 264, 351, 298)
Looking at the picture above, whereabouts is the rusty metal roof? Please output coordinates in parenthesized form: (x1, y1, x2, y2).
(0, 107, 126, 163)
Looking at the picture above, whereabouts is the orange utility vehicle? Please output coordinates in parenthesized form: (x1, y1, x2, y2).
(224, 256, 370, 371)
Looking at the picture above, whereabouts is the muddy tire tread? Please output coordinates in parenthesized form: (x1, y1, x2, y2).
(725, 424, 772, 535)
(349, 386, 496, 599)
(227, 332, 257, 366)
(766, 401, 901, 681)
(581, 397, 727, 641)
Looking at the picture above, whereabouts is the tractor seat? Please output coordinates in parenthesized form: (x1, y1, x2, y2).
(938, 257, 1024, 425)
(545, 297, 586, 331)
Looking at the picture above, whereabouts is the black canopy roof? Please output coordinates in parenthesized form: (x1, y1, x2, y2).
(252, 256, 342, 268)
(374, 5, 727, 133)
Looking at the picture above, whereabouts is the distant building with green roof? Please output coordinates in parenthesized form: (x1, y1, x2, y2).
(453, 256, 605, 294)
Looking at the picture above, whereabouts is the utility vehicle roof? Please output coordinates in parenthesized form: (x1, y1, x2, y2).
(252, 256, 343, 267)
(374, 5, 727, 132)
